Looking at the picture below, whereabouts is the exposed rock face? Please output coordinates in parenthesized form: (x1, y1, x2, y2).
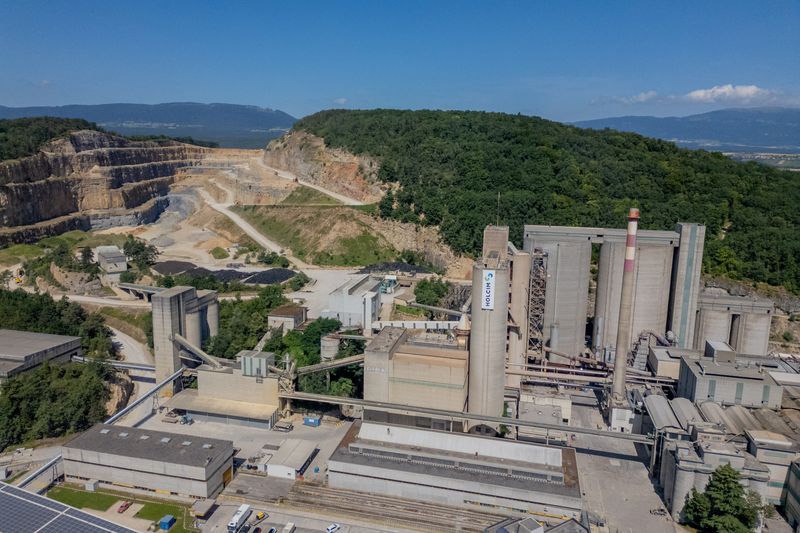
(263, 131, 384, 203)
(0, 130, 211, 244)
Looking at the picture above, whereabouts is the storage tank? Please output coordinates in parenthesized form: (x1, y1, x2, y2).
(468, 262, 510, 431)
(320, 335, 339, 361)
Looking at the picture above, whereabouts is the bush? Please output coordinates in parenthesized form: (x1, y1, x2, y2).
(784, 330, 796, 343)
(210, 247, 229, 260)
(119, 271, 137, 283)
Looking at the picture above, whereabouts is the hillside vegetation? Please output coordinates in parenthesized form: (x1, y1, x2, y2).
(0, 117, 100, 160)
(295, 109, 800, 292)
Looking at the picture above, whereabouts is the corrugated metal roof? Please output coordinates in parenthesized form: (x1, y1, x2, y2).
(725, 405, 764, 433)
(670, 398, 703, 431)
(643, 395, 681, 430)
(699, 401, 738, 433)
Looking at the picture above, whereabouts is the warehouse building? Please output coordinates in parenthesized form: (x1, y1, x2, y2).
(322, 275, 382, 329)
(62, 424, 234, 499)
(745, 430, 800, 505)
(328, 422, 582, 520)
(258, 439, 319, 480)
(268, 304, 307, 334)
(676, 356, 783, 409)
(0, 329, 81, 384)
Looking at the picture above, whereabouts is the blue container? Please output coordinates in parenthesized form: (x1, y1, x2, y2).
(303, 416, 321, 427)
(159, 514, 176, 530)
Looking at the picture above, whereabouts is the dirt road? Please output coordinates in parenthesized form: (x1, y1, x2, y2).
(255, 159, 366, 206)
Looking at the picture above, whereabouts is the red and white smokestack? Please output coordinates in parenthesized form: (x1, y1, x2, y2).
(612, 207, 639, 402)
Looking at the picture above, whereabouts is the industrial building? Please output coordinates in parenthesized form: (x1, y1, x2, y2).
(321, 275, 382, 329)
(786, 461, 800, 530)
(694, 289, 774, 356)
(0, 329, 82, 383)
(257, 439, 319, 479)
(95, 245, 128, 283)
(152, 285, 219, 386)
(522, 222, 705, 361)
(364, 327, 468, 430)
(168, 351, 280, 429)
(268, 304, 308, 334)
(676, 356, 783, 409)
(62, 424, 234, 499)
(328, 422, 582, 520)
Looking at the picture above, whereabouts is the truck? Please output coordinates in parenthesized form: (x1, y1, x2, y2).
(281, 523, 295, 533)
(227, 504, 252, 533)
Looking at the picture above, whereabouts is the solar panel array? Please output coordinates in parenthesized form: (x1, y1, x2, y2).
(0, 482, 135, 533)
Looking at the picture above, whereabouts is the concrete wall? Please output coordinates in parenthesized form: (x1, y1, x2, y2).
(198, 368, 278, 406)
(390, 355, 467, 412)
(739, 313, 771, 356)
(693, 309, 734, 351)
(507, 251, 531, 389)
(152, 289, 186, 385)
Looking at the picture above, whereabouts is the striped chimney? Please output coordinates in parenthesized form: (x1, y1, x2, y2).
(612, 207, 639, 402)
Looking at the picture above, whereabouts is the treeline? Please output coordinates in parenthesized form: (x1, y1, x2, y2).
(0, 117, 100, 160)
(0, 117, 218, 162)
(0, 289, 114, 357)
(0, 362, 112, 451)
(295, 109, 800, 293)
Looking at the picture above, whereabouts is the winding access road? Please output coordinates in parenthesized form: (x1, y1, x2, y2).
(255, 159, 366, 206)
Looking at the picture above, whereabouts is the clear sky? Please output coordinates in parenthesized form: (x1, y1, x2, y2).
(1, 1, 798, 122)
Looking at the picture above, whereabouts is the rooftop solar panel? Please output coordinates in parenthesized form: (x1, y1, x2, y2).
(0, 482, 136, 533)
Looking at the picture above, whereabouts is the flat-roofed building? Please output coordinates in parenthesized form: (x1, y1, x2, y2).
(259, 439, 319, 480)
(322, 275, 381, 329)
(0, 329, 81, 384)
(268, 304, 307, 334)
(695, 290, 774, 356)
(745, 429, 800, 505)
(62, 424, 234, 499)
(648, 346, 700, 380)
(677, 356, 783, 409)
(95, 246, 128, 274)
(329, 422, 582, 520)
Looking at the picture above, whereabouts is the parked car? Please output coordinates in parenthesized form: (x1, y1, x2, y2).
(267, 528, 277, 533)
(255, 512, 267, 520)
(326, 524, 341, 533)
(117, 501, 132, 514)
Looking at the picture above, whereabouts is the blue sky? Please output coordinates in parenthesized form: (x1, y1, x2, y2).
(0, 1, 798, 121)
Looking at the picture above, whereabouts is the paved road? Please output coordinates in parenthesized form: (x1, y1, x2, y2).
(256, 159, 365, 206)
(65, 294, 151, 308)
(110, 327, 152, 366)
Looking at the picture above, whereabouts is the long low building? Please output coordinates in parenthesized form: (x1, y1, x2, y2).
(62, 424, 234, 499)
(0, 329, 82, 384)
(328, 422, 582, 521)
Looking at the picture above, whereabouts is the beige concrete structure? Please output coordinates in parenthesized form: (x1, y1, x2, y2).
(694, 290, 774, 356)
(677, 357, 783, 409)
(647, 346, 700, 379)
(786, 460, 800, 531)
(364, 328, 468, 414)
(62, 424, 234, 499)
(745, 430, 800, 505)
(0, 329, 81, 384)
(507, 244, 531, 389)
(152, 286, 219, 387)
(260, 439, 318, 479)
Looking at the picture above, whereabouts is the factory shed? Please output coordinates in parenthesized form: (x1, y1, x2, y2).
(167, 389, 278, 429)
(0, 329, 82, 383)
(260, 439, 319, 479)
(62, 424, 234, 499)
(670, 398, 703, 432)
(643, 395, 681, 433)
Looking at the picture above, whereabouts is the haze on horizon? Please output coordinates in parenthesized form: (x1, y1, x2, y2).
(0, 0, 798, 122)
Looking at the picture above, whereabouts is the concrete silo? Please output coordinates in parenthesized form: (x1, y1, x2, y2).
(468, 257, 510, 432)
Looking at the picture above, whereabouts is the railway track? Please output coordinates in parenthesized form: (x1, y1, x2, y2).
(282, 483, 508, 532)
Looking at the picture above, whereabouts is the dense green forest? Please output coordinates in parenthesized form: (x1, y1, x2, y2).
(0, 289, 114, 357)
(295, 110, 800, 293)
(0, 362, 112, 451)
(0, 117, 100, 160)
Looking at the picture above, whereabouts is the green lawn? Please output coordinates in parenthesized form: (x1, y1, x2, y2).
(280, 185, 341, 205)
(0, 243, 42, 266)
(47, 485, 198, 533)
(0, 230, 129, 267)
(47, 486, 118, 511)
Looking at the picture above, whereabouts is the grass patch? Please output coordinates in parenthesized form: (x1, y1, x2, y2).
(210, 246, 229, 259)
(394, 304, 426, 317)
(48, 485, 198, 533)
(232, 205, 396, 267)
(97, 307, 153, 348)
(281, 185, 341, 205)
(0, 243, 43, 266)
(0, 230, 129, 267)
(48, 486, 118, 511)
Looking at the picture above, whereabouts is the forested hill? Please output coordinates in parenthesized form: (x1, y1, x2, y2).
(294, 109, 800, 293)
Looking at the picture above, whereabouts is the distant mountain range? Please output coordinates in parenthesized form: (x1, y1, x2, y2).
(575, 107, 800, 153)
(0, 102, 297, 148)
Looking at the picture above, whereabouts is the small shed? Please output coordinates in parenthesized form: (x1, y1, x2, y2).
(159, 514, 176, 530)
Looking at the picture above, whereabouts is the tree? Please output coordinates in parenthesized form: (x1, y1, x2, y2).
(415, 277, 450, 307)
(123, 235, 159, 270)
(329, 377, 355, 397)
(682, 464, 760, 532)
(79, 247, 93, 268)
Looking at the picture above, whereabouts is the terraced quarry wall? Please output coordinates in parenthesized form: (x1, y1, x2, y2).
(0, 130, 211, 244)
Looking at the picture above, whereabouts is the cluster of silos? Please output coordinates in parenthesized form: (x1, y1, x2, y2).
(522, 221, 705, 363)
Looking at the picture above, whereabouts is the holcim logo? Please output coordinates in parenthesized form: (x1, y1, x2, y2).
(481, 270, 495, 310)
